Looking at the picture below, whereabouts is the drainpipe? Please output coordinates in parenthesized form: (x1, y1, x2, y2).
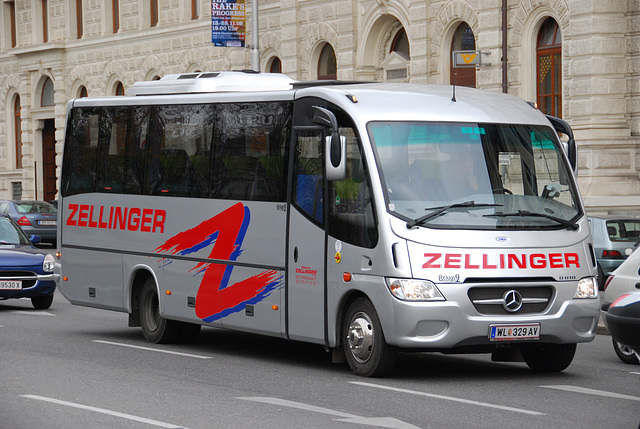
(502, 0, 508, 93)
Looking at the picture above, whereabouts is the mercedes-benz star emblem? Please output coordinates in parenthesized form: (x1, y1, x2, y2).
(502, 290, 523, 312)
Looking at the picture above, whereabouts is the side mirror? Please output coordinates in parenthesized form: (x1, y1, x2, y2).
(325, 135, 346, 181)
(312, 106, 347, 181)
(546, 115, 577, 176)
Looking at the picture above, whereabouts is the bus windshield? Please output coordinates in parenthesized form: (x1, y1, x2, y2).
(368, 121, 582, 230)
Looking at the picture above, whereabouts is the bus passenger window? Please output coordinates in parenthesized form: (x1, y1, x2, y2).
(144, 105, 214, 198)
(61, 108, 99, 196)
(213, 102, 291, 202)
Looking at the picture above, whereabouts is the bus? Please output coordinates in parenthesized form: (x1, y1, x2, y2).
(58, 71, 600, 377)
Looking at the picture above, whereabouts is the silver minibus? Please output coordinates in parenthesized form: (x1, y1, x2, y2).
(58, 71, 600, 376)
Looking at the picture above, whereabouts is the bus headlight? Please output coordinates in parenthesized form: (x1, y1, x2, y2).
(574, 277, 598, 299)
(387, 278, 445, 301)
(43, 254, 56, 273)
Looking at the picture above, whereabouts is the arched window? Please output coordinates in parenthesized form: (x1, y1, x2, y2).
(78, 86, 88, 98)
(318, 43, 336, 80)
(191, 0, 200, 20)
(115, 81, 125, 96)
(450, 22, 476, 88)
(537, 18, 562, 117)
(112, 0, 120, 33)
(41, 77, 54, 106)
(14, 95, 22, 169)
(150, 0, 158, 27)
(269, 57, 282, 73)
(390, 28, 409, 57)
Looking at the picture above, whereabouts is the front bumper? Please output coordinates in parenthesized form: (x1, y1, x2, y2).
(386, 282, 600, 350)
(0, 273, 59, 299)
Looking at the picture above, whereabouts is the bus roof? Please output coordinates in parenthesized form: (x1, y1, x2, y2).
(88, 72, 548, 126)
(293, 83, 549, 126)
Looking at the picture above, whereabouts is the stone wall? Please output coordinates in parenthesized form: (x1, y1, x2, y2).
(0, 0, 638, 215)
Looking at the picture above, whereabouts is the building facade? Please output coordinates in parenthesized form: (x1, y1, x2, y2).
(0, 0, 637, 215)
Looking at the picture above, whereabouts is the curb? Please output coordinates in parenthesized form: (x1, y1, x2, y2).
(597, 313, 609, 335)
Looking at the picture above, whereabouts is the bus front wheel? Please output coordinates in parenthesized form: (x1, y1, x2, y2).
(140, 278, 182, 344)
(343, 297, 397, 377)
(520, 342, 576, 372)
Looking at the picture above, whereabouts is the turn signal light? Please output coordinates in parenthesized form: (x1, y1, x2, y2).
(272, 305, 279, 311)
(343, 272, 352, 282)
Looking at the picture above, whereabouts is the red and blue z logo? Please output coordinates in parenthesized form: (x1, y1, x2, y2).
(155, 203, 283, 322)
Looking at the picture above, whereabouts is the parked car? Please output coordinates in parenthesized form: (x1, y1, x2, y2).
(602, 246, 640, 364)
(0, 214, 59, 309)
(0, 200, 58, 246)
(604, 291, 640, 364)
(588, 216, 640, 287)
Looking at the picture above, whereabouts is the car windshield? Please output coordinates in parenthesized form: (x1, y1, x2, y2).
(606, 219, 640, 242)
(0, 217, 31, 245)
(368, 121, 582, 230)
(15, 202, 57, 214)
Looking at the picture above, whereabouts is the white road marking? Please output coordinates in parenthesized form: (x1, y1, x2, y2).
(238, 397, 420, 429)
(350, 381, 545, 416)
(630, 372, 640, 376)
(22, 394, 190, 428)
(11, 310, 55, 316)
(93, 340, 212, 359)
(541, 385, 640, 401)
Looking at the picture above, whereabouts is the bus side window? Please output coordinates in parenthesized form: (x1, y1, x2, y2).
(144, 105, 213, 198)
(292, 131, 324, 224)
(328, 121, 378, 248)
(213, 102, 291, 202)
(61, 108, 99, 196)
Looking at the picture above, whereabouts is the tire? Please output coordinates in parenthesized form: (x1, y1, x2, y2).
(597, 265, 605, 291)
(31, 294, 54, 310)
(520, 343, 577, 372)
(612, 339, 640, 365)
(343, 297, 397, 377)
(139, 278, 182, 344)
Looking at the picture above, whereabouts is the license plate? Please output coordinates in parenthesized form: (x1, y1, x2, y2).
(38, 220, 56, 226)
(489, 324, 540, 341)
(0, 280, 22, 289)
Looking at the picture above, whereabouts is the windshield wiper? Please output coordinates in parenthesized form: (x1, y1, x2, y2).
(406, 201, 503, 229)
(483, 210, 579, 230)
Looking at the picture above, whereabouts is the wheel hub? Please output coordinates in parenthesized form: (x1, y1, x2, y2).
(347, 312, 374, 363)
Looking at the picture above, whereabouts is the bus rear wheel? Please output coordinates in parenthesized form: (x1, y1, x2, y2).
(343, 297, 397, 377)
(140, 278, 182, 344)
(520, 342, 576, 372)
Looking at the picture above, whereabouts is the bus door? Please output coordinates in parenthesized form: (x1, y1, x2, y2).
(287, 128, 327, 344)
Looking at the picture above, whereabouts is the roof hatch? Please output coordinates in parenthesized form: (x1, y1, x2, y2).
(127, 71, 295, 96)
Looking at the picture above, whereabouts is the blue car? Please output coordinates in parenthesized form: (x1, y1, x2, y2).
(0, 214, 58, 309)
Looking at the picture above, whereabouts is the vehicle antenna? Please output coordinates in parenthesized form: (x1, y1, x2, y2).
(451, 84, 457, 102)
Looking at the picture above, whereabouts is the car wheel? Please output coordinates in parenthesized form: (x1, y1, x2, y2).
(612, 338, 640, 364)
(31, 294, 54, 310)
(520, 343, 577, 372)
(343, 297, 397, 377)
(139, 278, 181, 344)
(597, 265, 605, 291)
